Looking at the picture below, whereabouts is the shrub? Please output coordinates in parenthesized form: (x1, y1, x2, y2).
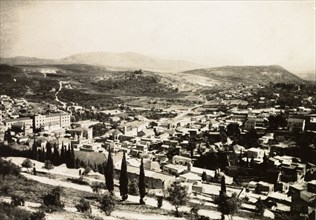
(128, 179, 139, 196)
(82, 167, 91, 176)
(1, 184, 11, 194)
(99, 194, 116, 216)
(190, 204, 200, 219)
(167, 180, 188, 217)
(67, 177, 90, 186)
(30, 211, 46, 220)
(157, 196, 163, 208)
(42, 187, 64, 212)
(198, 216, 210, 220)
(214, 192, 241, 220)
(0, 201, 32, 219)
(10, 195, 25, 207)
(91, 182, 105, 194)
(75, 198, 91, 213)
(43, 160, 53, 170)
(0, 158, 21, 179)
(21, 159, 33, 168)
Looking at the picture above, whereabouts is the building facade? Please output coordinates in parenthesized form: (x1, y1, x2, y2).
(33, 113, 71, 130)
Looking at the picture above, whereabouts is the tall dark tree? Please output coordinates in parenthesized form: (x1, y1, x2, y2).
(46, 142, 52, 162)
(65, 146, 71, 168)
(104, 150, 114, 194)
(119, 152, 128, 201)
(32, 140, 39, 161)
(138, 158, 146, 204)
(52, 144, 60, 166)
(220, 176, 226, 195)
(201, 171, 207, 182)
(4, 128, 12, 143)
(226, 123, 240, 137)
(255, 197, 265, 216)
(262, 153, 268, 170)
(188, 138, 196, 158)
(38, 149, 46, 162)
(250, 155, 255, 168)
(60, 145, 66, 164)
(75, 158, 80, 169)
(239, 150, 243, 166)
(70, 146, 75, 168)
(98, 163, 105, 174)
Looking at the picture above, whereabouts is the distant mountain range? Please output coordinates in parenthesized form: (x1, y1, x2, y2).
(0, 52, 203, 73)
(0, 52, 309, 85)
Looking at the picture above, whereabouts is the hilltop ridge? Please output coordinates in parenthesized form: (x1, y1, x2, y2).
(182, 65, 304, 85)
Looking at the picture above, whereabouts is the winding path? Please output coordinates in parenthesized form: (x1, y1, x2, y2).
(55, 81, 67, 108)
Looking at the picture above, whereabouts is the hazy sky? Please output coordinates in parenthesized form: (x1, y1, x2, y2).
(0, 1, 315, 73)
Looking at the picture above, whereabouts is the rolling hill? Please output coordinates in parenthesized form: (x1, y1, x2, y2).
(0, 52, 203, 73)
(182, 65, 305, 85)
(60, 52, 203, 72)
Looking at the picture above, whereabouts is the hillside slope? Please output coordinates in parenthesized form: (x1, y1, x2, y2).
(183, 65, 304, 85)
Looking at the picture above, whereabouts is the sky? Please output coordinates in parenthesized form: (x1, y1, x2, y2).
(0, 1, 315, 73)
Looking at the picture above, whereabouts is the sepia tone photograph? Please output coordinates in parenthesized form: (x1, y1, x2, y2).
(0, 1, 315, 220)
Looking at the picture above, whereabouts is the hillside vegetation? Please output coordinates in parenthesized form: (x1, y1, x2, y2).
(0, 64, 59, 101)
(183, 65, 304, 85)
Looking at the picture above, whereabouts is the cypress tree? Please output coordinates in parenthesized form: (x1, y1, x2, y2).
(239, 149, 243, 166)
(70, 146, 75, 168)
(46, 142, 52, 162)
(52, 144, 60, 166)
(104, 150, 114, 193)
(138, 158, 146, 204)
(74, 158, 79, 169)
(4, 128, 12, 143)
(251, 155, 255, 168)
(98, 163, 104, 174)
(38, 149, 45, 162)
(119, 152, 128, 201)
(32, 140, 39, 161)
(66, 145, 71, 168)
(61, 145, 66, 164)
(220, 176, 226, 195)
(262, 153, 268, 170)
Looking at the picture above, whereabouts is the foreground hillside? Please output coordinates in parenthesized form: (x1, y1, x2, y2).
(183, 65, 304, 85)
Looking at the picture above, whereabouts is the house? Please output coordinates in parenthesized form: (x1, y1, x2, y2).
(67, 127, 93, 140)
(80, 143, 103, 152)
(247, 147, 265, 159)
(119, 120, 148, 136)
(179, 172, 201, 183)
(287, 118, 305, 132)
(4, 117, 33, 130)
(33, 113, 71, 130)
(255, 181, 274, 195)
(243, 118, 266, 131)
(232, 144, 246, 155)
(144, 160, 161, 172)
(190, 166, 215, 181)
(290, 183, 316, 219)
(172, 155, 192, 166)
(163, 164, 187, 176)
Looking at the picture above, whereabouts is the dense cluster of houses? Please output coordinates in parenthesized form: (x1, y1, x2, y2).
(1, 89, 316, 219)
